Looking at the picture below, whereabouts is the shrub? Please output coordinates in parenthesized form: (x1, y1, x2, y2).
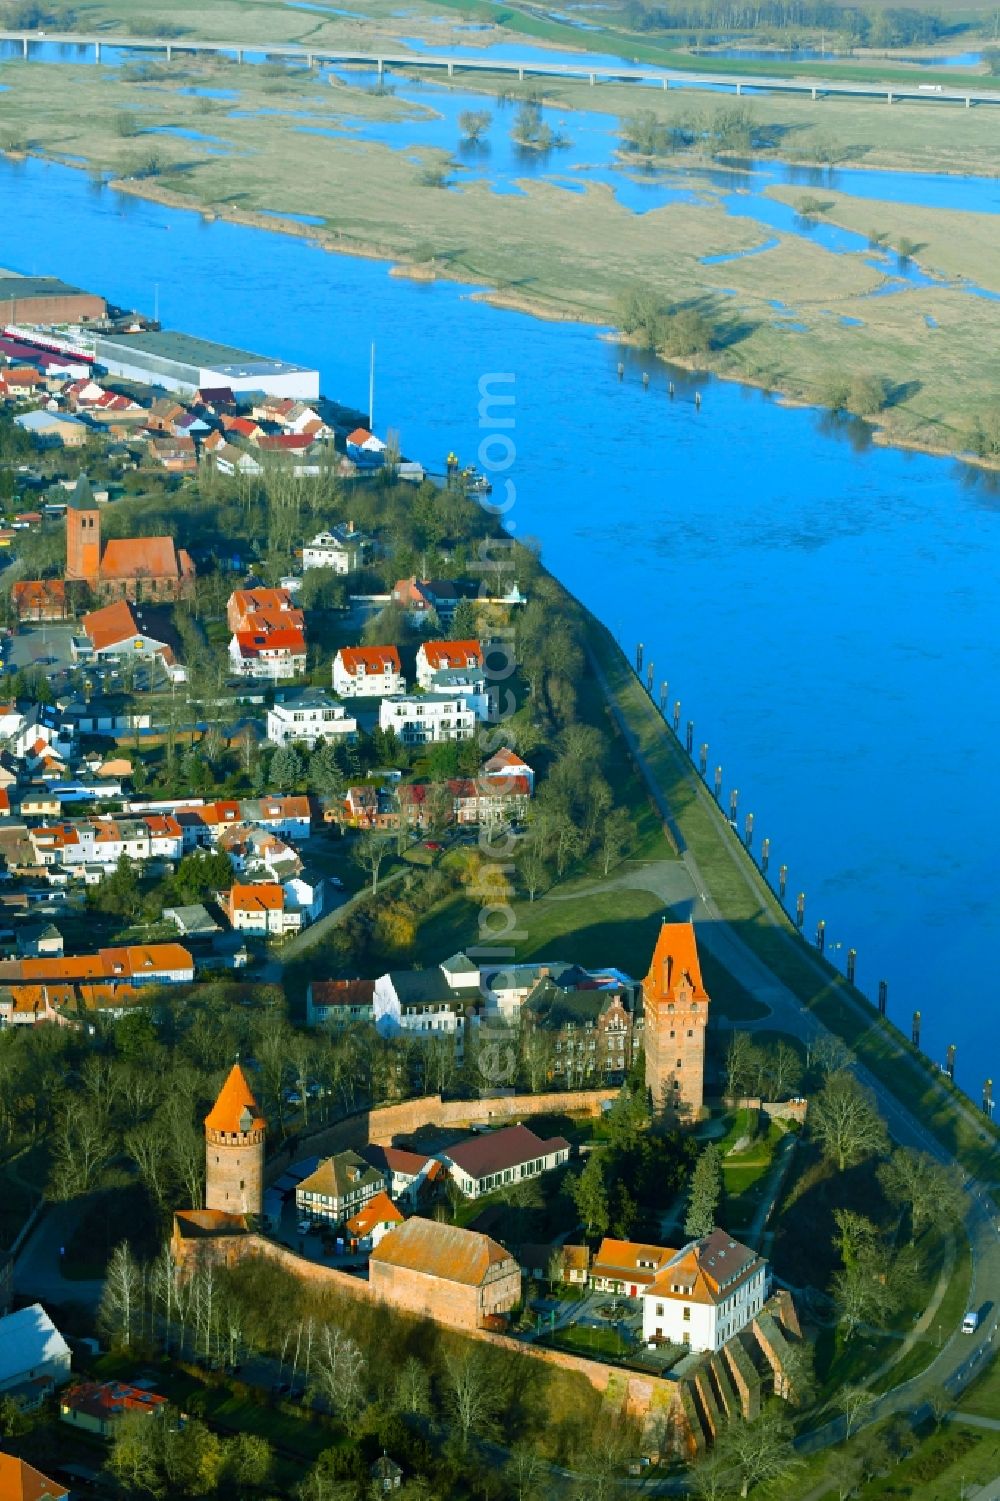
(847, 372, 889, 417)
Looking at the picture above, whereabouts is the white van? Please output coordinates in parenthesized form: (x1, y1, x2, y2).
(962, 1309, 980, 1334)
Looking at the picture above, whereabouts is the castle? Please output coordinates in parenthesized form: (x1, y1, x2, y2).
(172, 1063, 264, 1249)
(65, 477, 195, 602)
(643, 920, 710, 1121)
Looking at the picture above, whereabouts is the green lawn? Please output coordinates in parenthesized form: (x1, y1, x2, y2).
(537, 1322, 628, 1360)
(958, 1346, 1000, 1421)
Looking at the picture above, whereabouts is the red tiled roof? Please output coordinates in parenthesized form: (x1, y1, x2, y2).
(235, 628, 306, 657)
(227, 882, 284, 912)
(421, 640, 483, 670)
(370, 1216, 514, 1286)
(204, 1063, 266, 1134)
(345, 1190, 404, 1238)
(100, 536, 181, 581)
(338, 645, 401, 675)
(444, 1124, 569, 1180)
(0, 1452, 67, 1501)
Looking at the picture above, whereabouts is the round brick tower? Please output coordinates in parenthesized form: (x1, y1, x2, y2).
(204, 1063, 266, 1219)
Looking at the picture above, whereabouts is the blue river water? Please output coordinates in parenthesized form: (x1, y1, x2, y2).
(0, 60, 998, 1091)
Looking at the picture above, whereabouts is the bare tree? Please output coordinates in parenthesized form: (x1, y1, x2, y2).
(394, 1355, 432, 1416)
(601, 806, 636, 876)
(99, 1241, 143, 1351)
(443, 1348, 498, 1449)
(839, 1384, 876, 1439)
(310, 1325, 366, 1419)
(810, 1074, 888, 1173)
(717, 1408, 802, 1498)
(48, 1099, 111, 1199)
(353, 831, 392, 894)
(878, 1148, 965, 1243)
(127, 1120, 171, 1208)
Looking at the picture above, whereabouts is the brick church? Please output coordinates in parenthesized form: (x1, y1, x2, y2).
(643, 920, 710, 1121)
(65, 476, 195, 602)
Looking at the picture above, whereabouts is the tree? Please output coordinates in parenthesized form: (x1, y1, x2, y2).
(839, 1384, 876, 1440)
(99, 1242, 144, 1351)
(810, 1073, 888, 1173)
(725, 1031, 760, 1100)
(518, 842, 549, 902)
(308, 741, 345, 800)
(225, 1432, 273, 1491)
(601, 806, 636, 875)
(459, 108, 492, 143)
(506, 1442, 545, 1501)
(716, 1408, 802, 1498)
(691, 1446, 737, 1501)
(847, 371, 889, 418)
(877, 1148, 965, 1242)
(48, 1097, 111, 1198)
(443, 1347, 498, 1449)
(270, 743, 304, 791)
(108, 1409, 163, 1496)
(810, 1033, 853, 1076)
(394, 1355, 432, 1416)
(573, 1151, 610, 1238)
(310, 1324, 366, 1419)
(764, 1040, 802, 1101)
(685, 1142, 722, 1238)
(353, 831, 391, 894)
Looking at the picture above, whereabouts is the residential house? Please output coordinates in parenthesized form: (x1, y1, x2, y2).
(440, 1124, 571, 1200)
(241, 794, 312, 841)
(302, 524, 368, 574)
(518, 1243, 590, 1286)
(379, 695, 476, 746)
(344, 1190, 404, 1249)
(640, 1230, 769, 1353)
(345, 426, 387, 466)
(15, 923, 63, 958)
(480, 961, 638, 1025)
(426, 667, 491, 721)
(295, 1150, 386, 1227)
(482, 746, 535, 792)
(15, 410, 89, 448)
(0, 1454, 68, 1500)
(11, 579, 68, 622)
(332, 646, 405, 699)
(392, 577, 462, 627)
(10, 705, 75, 766)
(590, 1239, 674, 1298)
(214, 442, 262, 478)
(368, 1218, 521, 1333)
(229, 626, 307, 680)
(341, 784, 398, 830)
(29, 816, 184, 873)
(446, 775, 531, 828)
(283, 869, 324, 923)
(306, 978, 376, 1028)
(222, 882, 302, 937)
(522, 974, 637, 1085)
(17, 944, 194, 989)
(415, 640, 483, 689)
(358, 1144, 445, 1206)
(373, 955, 482, 1056)
(0, 1304, 72, 1404)
(227, 587, 302, 634)
(266, 689, 357, 747)
(59, 1380, 167, 1437)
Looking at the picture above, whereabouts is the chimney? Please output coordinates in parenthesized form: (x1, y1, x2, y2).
(663, 954, 673, 992)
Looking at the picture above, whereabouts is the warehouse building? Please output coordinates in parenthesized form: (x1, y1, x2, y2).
(92, 329, 320, 399)
(0, 274, 106, 324)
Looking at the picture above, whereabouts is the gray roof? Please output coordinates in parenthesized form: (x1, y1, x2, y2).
(524, 977, 631, 1029)
(441, 952, 478, 977)
(96, 328, 313, 380)
(164, 903, 220, 937)
(15, 409, 86, 432)
(388, 968, 460, 1006)
(0, 274, 92, 301)
(0, 1303, 70, 1386)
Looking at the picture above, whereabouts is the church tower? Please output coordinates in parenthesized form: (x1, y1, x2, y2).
(204, 1064, 265, 1219)
(65, 475, 101, 584)
(643, 920, 710, 1122)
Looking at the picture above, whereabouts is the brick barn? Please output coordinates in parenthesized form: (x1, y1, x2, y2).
(368, 1217, 521, 1332)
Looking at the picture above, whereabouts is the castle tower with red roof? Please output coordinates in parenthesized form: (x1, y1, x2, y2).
(204, 1063, 265, 1218)
(643, 920, 710, 1122)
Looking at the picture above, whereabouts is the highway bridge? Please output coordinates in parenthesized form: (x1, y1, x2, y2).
(2, 30, 999, 107)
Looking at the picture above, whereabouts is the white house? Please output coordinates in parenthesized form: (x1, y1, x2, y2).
(302, 525, 368, 574)
(283, 870, 325, 923)
(483, 746, 535, 793)
(0, 1304, 72, 1398)
(296, 1150, 386, 1227)
(640, 1230, 769, 1353)
(359, 1144, 445, 1206)
(266, 690, 357, 747)
(332, 646, 405, 699)
(440, 1124, 571, 1200)
(427, 669, 491, 721)
(373, 956, 481, 1057)
(222, 882, 302, 936)
(229, 628, 306, 681)
(379, 695, 476, 746)
(415, 640, 484, 690)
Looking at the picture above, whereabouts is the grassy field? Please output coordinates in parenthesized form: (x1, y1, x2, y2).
(2, 40, 1000, 457)
(959, 1347, 1000, 1419)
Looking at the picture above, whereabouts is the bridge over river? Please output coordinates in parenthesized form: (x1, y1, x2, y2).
(3, 29, 1000, 107)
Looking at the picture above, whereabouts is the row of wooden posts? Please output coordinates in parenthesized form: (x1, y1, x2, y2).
(632, 640, 994, 1119)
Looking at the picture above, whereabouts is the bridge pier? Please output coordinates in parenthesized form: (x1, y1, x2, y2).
(887, 89, 893, 103)
(447, 60, 454, 76)
(735, 81, 741, 96)
(589, 72, 596, 85)
(21, 36, 27, 57)
(966, 95, 972, 108)
(518, 65, 524, 81)
(95, 40, 101, 61)
(662, 77, 668, 89)
(377, 57, 384, 76)
(307, 53, 314, 67)
(811, 85, 817, 100)
(166, 42, 172, 62)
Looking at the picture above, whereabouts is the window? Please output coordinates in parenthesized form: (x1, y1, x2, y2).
(683, 1307, 691, 1321)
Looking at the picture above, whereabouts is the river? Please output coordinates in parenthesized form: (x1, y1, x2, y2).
(1, 55, 998, 1095)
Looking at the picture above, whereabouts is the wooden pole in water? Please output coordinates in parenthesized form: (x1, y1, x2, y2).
(729, 788, 739, 822)
(816, 919, 825, 952)
(946, 1043, 956, 1081)
(912, 1010, 921, 1048)
(617, 362, 624, 380)
(761, 837, 769, 874)
(636, 642, 643, 675)
(983, 1079, 993, 1118)
(847, 948, 856, 985)
(642, 372, 649, 389)
(646, 662, 654, 693)
(714, 766, 722, 802)
(744, 811, 754, 849)
(699, 743, 708, 777)
(795, 891, 805, 929)
(668, 381, 675, 398)
(685, 720, 694, 755)
(695, 391, 701, 409)
(779, 864, 787, 901)
(878, 978, 887, 1015)
(672, 701, 681, 732)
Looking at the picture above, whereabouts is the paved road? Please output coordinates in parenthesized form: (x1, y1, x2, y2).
(2, 30, 999, 105)
(13, 1198, 106, 1310)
